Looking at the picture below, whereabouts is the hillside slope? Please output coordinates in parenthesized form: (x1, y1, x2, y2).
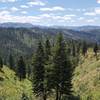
(0, 66, 34, 100)
(0, 51, 100, 100)
(73, 50, 100, 100)
(0, 27, 100, 62)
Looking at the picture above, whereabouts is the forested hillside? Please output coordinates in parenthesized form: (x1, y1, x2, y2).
(0, 25, 100, 100)
(0, 49, 100, 100)
(0, 26, 100, 64)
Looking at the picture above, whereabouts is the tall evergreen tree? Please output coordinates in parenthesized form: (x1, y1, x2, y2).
(9, 54, 14, 70)
(76, 42, 81, 54)
(3, 57, 7, 65)
(0, 57, 3, 69)
(32, 41, 46, 100)
(45, 38, 51, 61)
(44, 39, 54, 97)
(82, 41, 88, 56)
(72, 43, 76, 57)
(93, 42, 98, 56)
(53, 33, 73, 100)
(27, 65, 31, 79)
(17, 56, 26, 81)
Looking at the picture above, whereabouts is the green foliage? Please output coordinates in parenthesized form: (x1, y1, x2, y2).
(21, 93, 29, 100)
(44, 39, 54, 95)
(0, 30, 100, 100)
(32, 41, 46, 99)
(0, 66, 34, 100)
(52, 33, 74, 100)
(82, 41, 88, 56)
(44, 38, 51, 61)
(17, 56, 26, 81)
(72, 43, 76, 57)
(73, 51, 100, 100)
(93, 42, 99, 59)
(8, 54, 15, 70)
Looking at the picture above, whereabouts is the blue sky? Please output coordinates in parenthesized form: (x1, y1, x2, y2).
(0, 0, 100, 26)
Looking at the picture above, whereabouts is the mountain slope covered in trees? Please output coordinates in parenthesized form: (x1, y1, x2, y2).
(0, 26, 100, 62)
(0, 24, 100, 100)
(0, 50, 100, 100)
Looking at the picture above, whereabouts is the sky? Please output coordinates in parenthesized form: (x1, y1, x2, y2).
(0, 0, 100, 26)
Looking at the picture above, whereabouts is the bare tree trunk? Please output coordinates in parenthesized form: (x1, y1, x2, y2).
(43, 93, 47, 100)
(43, 89, 47, 100)
(58, 92, 62, 100)
(56, 87, 59, 100)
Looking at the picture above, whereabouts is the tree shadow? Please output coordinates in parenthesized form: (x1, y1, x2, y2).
(62, 95, 80, 100)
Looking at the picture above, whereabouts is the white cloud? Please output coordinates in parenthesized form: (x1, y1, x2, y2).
(20, 5, 29, 9)
(39, 14, 72, 21)
(0, 0, 16, 2)
(0, 10, 10, 16)
(95, 7, 100, 14)
(84, 7, 100, 16)
(76, 9, 81, 12)
(67, 8, 73, 11)
(0, 11, 74, 25)
(0, 10, 40, 23)
(82, 9, 86, 12)
(10, 7, 19, 12)
(63, 16, 71, 20)
(84, 12, 96, 16)
(21, 11, 27, 14)
(97, 0, 100, 3)
(40, 6, 65, 11)
(78, 17, 84, 20)
(64, 14, 76, 17)
(27, 0, 45, 7)
(0, 14, 41, 23)
(86, 19, 95, 23)
(39, 14, 51, 18)
(67, 8, 86, 12)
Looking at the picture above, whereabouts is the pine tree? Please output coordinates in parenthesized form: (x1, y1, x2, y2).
(32, 41, 46, 100)
(9, 54, 14, 70)
(3, 57, 7, 65)
(44, 38, 51, 61)
(76, 42, 81, 54)
(72, 43, 76, 57)
(27, 65, 31, 79)
(82, 41, 88, 56)
(44, 38, 54, 97)
(94, 42, 98, 56)
(17, 56, 26, 81)
(0, 57, 3, 69)
(53, 33, 73, 100)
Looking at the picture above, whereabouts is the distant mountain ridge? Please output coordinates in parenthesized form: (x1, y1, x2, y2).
(0, 22, 100, 30)
(0, 22, 100, 44)
(50, 25, 100, 31)
(0, 22, 34, 28)
(70, 25, 100, 31)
